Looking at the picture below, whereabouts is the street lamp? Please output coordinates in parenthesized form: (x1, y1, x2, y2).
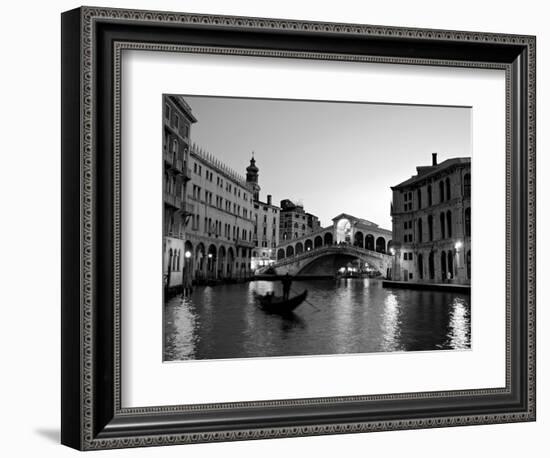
(454, 241, 463, 250)
(390, 247, 396, 256)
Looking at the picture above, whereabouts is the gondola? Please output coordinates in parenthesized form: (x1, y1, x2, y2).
(255, 290, 308, 314)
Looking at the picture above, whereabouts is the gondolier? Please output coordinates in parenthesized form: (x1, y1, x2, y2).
(281, 273, 292, 300)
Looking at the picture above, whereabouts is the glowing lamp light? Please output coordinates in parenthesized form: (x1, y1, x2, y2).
(454, 241, 463, 250)
(390, 248, 396, 255)
(184, 251, 192, 259)
(208, 253, 213, 259)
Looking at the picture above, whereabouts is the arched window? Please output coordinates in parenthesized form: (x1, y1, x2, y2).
(439, 180, 445, 203)
(428, 215, 434, 241)
(440, 251, 447, 282)
(467, 250, 471, 279)
(464, 173, 471, 197)
(446, 210, 452, 238)
(440, 212, 446, 239)
(302, 224, 305, 230)
(314, 236, 323, 249)
(294, 222, 298, 228)
(427, 185, 432, 206)
(447, 250, 454, 279)
(428, 251, 435, 279)
(171, 138, 178, 154)
(445, 177, 451, 201)
(282, 232, 288, 240)
(277, 248, 285, 260)
(294, 232, 298, 239)
(465, 207, 471, 237)
(176, 250, 180, 271)
(417, 253, 424, 280)
(417, 218, 423, 243)
(286, 245, 294, 257)
(417, 188, 422, 209)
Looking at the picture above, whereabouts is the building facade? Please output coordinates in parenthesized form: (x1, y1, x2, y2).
(183, 144, 256, 282)
(390, 153, 471, 284)
(279, 199, 321, 242)
(163, 95, 196, 290)
(246, 156, 280, 271)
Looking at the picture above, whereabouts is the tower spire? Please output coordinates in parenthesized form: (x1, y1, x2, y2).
(245, 152, 260, 201)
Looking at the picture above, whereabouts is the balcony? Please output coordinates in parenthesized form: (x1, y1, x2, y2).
(235, 238, 255, 248)
(178, 201, 194, 215)
(164, 192, 182, 209)
(163, 150, 185, 174)
(182, 164, 192, 181)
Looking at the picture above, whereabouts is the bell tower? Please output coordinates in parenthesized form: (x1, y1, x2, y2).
(246, 152, 261, 201)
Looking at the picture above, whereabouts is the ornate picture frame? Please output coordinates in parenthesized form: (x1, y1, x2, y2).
(61, 6, 536, 450)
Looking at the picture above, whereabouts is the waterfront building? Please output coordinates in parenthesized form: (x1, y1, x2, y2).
(163, 95, 196, 291)
(183, 144, 256, 282)
(390, 153, 471, 284)
(279, 199, 321, 242)
(246, 156, 280, 271)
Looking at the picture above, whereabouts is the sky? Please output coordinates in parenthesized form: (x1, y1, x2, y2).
(180, 95, 471, 230)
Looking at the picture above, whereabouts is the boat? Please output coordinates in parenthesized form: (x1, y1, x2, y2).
(255, 290, 308, 314)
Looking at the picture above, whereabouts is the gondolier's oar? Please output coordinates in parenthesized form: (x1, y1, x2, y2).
(291, 287, 321, 312)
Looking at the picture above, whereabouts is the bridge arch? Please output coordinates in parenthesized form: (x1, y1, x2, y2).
(365, 234, 374, 251)
(286, 245, 294, 257)
(375, 236, 386, 253)
(305, 239, 313, 251)
(314, 235, 323, 249)
(296, 242, 304, 255)
(277, 248, 285, 260)
(354, 231, 364, 248)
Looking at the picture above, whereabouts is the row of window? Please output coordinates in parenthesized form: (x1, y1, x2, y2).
(192, 161, 251, 203)
(402, 207, 471, 243)
(401, 173, 471, 212)
(164, 103, 190, 138)
(283, 212, 307, 220)
(413, 249, 471, 281)
(254, 204, 279, 213)
(166, 248, 182, 272)
(191, 185, 252, 218)
(189, 215, 251, 241)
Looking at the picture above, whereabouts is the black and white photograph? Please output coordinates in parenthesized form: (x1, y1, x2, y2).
(162, 95, 472, 361)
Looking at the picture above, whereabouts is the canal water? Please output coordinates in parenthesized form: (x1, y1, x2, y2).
(163, 279, 471, 361)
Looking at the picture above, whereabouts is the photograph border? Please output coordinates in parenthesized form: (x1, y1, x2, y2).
(61, 6, 535, 450)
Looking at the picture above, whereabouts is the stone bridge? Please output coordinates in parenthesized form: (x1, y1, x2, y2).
(269, 244, 393, 277)
(268, 212, 393, 277)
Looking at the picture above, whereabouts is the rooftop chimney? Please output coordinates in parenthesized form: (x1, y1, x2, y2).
(267, 194, 272, 205)
(432, 153, 438, 166)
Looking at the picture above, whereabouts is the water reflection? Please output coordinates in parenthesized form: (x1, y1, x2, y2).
(446, 296, 471, 349)
(163, 279, 471, 361)
(380, 292, 402, 353)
